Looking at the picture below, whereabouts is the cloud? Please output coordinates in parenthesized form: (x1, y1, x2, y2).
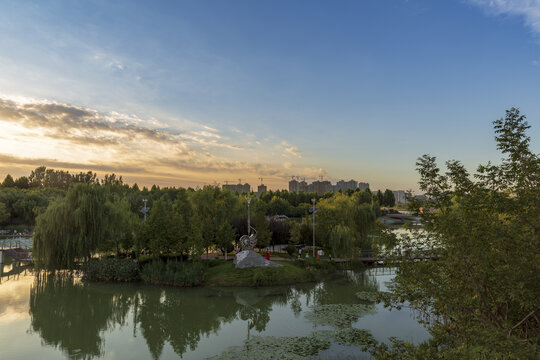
(0, 97, 300, 188)
(469, 0, 540, 35)
(0, 98, 244, 152)
(0, 153, 147, 174)
(283, 162, 293, 169)
(280, 141, 302, 158)
(300, 167, 329, 179)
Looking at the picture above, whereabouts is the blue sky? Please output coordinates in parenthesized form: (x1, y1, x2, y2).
(0, 0, 539, 191)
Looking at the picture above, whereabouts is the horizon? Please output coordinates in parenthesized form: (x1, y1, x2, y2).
(1, 0, 539, 192)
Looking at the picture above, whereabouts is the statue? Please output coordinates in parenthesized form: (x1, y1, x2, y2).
(234, 226, 280, 269)
(239, 226, 257, 250)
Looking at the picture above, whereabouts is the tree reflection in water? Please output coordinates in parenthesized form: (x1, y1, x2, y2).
(28, 270, 380, 359)
(29, 272, 134, 359)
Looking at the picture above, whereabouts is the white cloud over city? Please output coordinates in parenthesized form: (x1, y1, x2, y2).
(0, 97, 323, 188)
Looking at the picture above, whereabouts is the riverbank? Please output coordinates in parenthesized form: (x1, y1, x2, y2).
(203, 259, 337, 287)
(79, 257, 353, 288)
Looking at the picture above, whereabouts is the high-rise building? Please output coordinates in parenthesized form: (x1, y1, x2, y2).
(334, 179, 358, 193)
(392, 190, 408, 204)
(288, 179, 299, 193)
(308, 180, 333, 195)
(222, 183, 251, 194)
(358, 182, 369, 191)
(289, 178, 370, 195)
(257, 184, 267, 194)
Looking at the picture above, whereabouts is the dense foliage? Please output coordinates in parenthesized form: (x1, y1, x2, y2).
(81, 258, 140, 282)
(381, 108, 540, 358)
(33, 184, 108, 269)
(141, 261, 205, 286)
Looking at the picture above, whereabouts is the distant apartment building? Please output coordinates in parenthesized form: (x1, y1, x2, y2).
(392, 190, 408, 204)
(289, 178, 370, 196)
(288, 179, 308, 193)
(222, 183, 251, 194)
(333, 179, 358, 193)
(257, 184, 267, 194)
(308, 180, 332, 195)
(358, 182, 369, 191)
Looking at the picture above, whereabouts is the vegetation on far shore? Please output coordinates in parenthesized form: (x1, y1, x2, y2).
(80, 256, 352, 288)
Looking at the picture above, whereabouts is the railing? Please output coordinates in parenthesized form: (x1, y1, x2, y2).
(0, 236, 32, 250)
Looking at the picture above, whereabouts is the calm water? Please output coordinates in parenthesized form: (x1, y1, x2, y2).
(0, 264, 429, 359)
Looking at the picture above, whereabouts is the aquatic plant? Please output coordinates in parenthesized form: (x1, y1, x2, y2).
(305, 303, 376, 328)
(355, 290, 379, 302)
(209, 331, 333, 360)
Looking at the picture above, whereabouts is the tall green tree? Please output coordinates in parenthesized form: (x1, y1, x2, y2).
(316, 193, 376, 256)
(191, 186, 240, 254)
(172, 189, 203, 260)
(143, 198, 177, 256)
(104, 195, 138, 256)
(2, 174, 15, 187)
(33, 183, 107, 269)
(383, 189, 395, 207)
(380, 108, 540, 358)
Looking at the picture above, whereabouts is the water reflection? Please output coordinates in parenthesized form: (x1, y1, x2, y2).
(26, 270, 385, 359)
(29, 273, 133, 359)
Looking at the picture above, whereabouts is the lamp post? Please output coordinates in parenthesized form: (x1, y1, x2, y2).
(312, 198, 316, 258)
(141, 199, 149, 221)
(247, 197, 251, 235)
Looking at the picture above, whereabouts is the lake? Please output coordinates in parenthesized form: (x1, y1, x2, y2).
(0, 264, 429, 359)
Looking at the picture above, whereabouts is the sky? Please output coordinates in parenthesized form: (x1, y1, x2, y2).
(0, 0, 539, 192)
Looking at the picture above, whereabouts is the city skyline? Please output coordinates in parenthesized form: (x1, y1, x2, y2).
(0, 1, 539, 191)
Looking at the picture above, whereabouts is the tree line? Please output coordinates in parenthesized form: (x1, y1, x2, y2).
(0, 168, 388, 269)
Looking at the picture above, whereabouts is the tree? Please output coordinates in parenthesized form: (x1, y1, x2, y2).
(267, 196, 290, 216)
(172, 189, 203, 260)
(0, 202, 9, 224)
(14, 176, 30, 189)
(104, 195, 138, 257)
(144, 198, 176, 256)
(289, 219, 312, 246)
(316, 193, 376, 256)
(380, 108, 540, 358)
(33, 183, 107, 269)
(191, 186, 240, 254)
(376, 190, 383, 205)
(383, 189, 395, 207)
(2, 174, 15, 187)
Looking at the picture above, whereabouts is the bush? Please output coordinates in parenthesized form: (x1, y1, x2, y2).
(82, 258, 140, 282)
(141, 260, 204, 286)
(251, 268, 279, 286)
(285, 244, 297, 257)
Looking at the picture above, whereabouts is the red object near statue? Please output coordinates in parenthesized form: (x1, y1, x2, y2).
(265, 250, 270, 260)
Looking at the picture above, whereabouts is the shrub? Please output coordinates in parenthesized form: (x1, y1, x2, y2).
(285, 244, 296, 257)
(82, 258, 140, 282)
(141, 260, 204, 286)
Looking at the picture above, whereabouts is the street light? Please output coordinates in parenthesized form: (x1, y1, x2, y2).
(141, 199, 149, 221)
(312, 198, 316, 258)
(247, 197, 251, 235)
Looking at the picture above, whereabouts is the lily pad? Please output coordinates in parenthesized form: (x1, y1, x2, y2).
(305, 304, 376, 328)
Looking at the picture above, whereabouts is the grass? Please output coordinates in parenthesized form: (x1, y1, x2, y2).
(203, 260, 336, 287)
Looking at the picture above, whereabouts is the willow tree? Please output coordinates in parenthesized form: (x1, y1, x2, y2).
(316, 192, 376, 257)
(33, 183, 107, 269)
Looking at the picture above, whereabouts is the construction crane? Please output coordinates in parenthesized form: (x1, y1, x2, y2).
(259, 177, 263, 185)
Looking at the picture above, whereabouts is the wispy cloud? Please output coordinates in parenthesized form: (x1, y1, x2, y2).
(469, 0, 540, 35)
(280, 141, 302, 159)
(0, 97, 315, 188)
